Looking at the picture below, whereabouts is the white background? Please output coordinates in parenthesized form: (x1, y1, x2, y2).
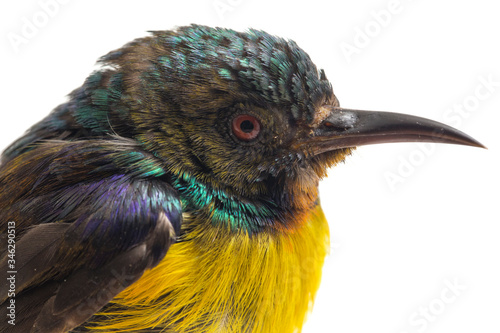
(1, 1, 499, 332)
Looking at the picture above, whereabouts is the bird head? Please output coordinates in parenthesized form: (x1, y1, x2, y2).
(74, 25, 484, 201)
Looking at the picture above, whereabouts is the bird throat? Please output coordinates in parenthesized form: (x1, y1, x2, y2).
(169, 170, 320, 234)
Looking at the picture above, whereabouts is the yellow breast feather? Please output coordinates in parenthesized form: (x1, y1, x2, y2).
(89, 205, 329, 333)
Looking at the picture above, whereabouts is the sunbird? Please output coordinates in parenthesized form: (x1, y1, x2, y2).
(0, 25, 484, 333)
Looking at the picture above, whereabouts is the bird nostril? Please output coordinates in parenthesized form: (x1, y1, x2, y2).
(323, 121, 339, 129)
(321, 120, 349, 131)
(321, 111, 358, 131)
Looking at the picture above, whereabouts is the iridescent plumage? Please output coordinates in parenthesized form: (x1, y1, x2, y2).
(0, 25, 483, 333)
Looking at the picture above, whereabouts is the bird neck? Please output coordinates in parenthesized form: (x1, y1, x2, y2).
(169, 170, 320, 234)
(69, 70, 135, 136)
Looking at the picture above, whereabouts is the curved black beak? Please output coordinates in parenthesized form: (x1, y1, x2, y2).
(306, 107, 486, 155)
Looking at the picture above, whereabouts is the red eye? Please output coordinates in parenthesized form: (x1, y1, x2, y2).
(232, 115, 261, 141)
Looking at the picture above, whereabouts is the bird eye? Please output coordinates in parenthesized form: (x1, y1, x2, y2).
(232, 115, 261, 141)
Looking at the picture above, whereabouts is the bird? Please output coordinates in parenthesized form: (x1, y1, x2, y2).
(0, 24, 484, 333)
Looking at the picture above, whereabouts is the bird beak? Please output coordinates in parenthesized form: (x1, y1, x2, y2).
(304, 106, 486, 155)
